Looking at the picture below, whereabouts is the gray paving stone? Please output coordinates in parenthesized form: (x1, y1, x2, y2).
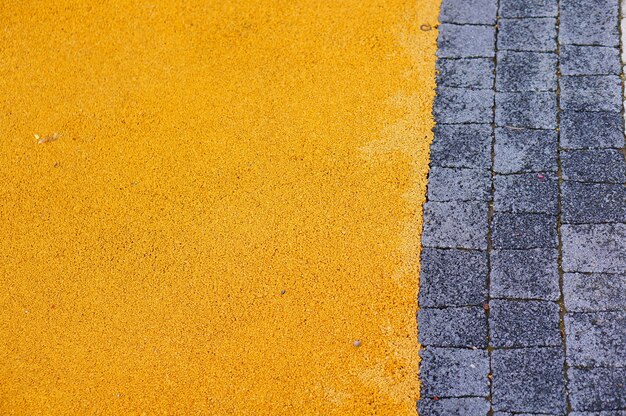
(562, 149, 626, 183)
(422, 201, 488, 250)
(562, 224, 626, 273)
(564, 272, 626, 312)
(489, 300, 561, 347)
(492, 213, 557, 249)
(418, 397, 490, 416)
(437, 58, 495, 89)
(560, 76, 622, 112)
(427, 167, 491, 202)
(492, 348, 566, 414)
(430, 124, 492, 170)
(498, 18, 557, 52)
(420, 347, 490, 397)
(494, 414, 561, 416)
(561, 45, 621, 75)
(495, 91, 557, 129)
(560, 111, 624, 149)
(496, 51, 557, 92)
(568, 367, 626, 412)
(419, 248, 488, 307)
(562, 182, 626, 224)
(571, 412, 626, 416)
(438, 24, 496, 58)
(500, 0, 558, 17)
(418, 307, 487, 347)
(439, 0, 497, 24)
(434, 87, 494, 124)
(566, 311, 626, 366)
(494, 173, 558, 214)
(494, 128, 557, 174)
(560, 0, 620, 47)
(491, 249, 560, 300)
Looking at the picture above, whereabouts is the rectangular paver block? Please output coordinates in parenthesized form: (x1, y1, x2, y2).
(561, 45, 621, 75)
(489, 300, 561, 347)
(566, 311, 626, 367)
(491, 248, 560, 300)
(562, 182, 626, 223)
(437, 24, 496, 58)
(500, 0, 558, 17)
(437, 58, 495, 89)
(434, 87, 494, 124)
(569, 367, 626, 412)
(418, 306, 487, 347)
(560, 0, 620, 47)
(422, 201, 488, 250)
(496, 51, 557, 92)
(562, 223, 626, 273)
(420, 347, 490, 397)
(430, 124, 492, 170)
(495, 91, 557, 129)
(493, 212, 557, 249)
(560, 75, 622, 112)
(494, 173, 558, 214)
(560, 110, 624, 149)
(427, 167, 490, 202)
(561, 149, 626, 183)
(494, 128, 557, 174)
(418, 397, 490, 416)
(492, 348, 566, 414)
(439, 0, 497, 24)
(564, 272, 626, 312)
(498, 18, 557, 52)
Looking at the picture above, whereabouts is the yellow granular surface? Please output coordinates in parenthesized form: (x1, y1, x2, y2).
(0, 1, 439, 414)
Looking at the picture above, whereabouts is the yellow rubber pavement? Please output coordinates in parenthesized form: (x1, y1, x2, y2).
(0, 1, 439, 414)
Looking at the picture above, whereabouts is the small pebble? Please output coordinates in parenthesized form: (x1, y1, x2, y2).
(353, 340, 361, 347)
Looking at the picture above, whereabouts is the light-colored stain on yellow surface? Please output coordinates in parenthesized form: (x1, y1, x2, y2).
(0, 1, 439, 414)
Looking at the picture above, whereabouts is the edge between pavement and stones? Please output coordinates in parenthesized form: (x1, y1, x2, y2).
(417, 0, 626, 415)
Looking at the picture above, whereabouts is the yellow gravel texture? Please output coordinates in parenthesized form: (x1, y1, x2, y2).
(0, 1, 439, 414)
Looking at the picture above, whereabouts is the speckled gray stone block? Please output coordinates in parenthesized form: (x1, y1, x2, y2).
(437, 58, 495, 89)
(431, 124, 492, 170)
(569, 367, 626, 412)
(566, 311, 626, 366)
(500, 0, 558, 17)
(418, 397, 491, 416)
(419, 248, 488, 307)
(494, 128, 557, 173)
(561, 45, 621, 75)
(560, 0, 620, 47)
(495, 91, 557, 129)
(562, 223, 626, 273)
(562, 149, 626, 183)
(493, 213, 557, 249)
(498, 18, 557, 52)
(492, 348, 566, 414)
(490, 300, 561, 347)
(422, 201, 488, 249)
(427, 167, 491, 202)
(494, 173, 558, 214)
(419, 307, 487, 347)
(420, 347, 490, 397)
(571, 411, 626, 416)
(560, 75, 622, 112)
(562, 182, 626, 223)
(434, 87, 494, 124)
(439, 0, 497, 24)
(438, 24, 496, 58)
(496, 51, 557, 92)
(564, 272, 626, 312)
(560, 111, 624, 149)
(491, 249, 560, 300)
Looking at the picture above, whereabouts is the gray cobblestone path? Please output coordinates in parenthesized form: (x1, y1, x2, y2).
(418, 0, 626, 414)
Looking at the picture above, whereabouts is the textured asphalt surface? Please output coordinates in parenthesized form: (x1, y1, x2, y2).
(418, 0, 626, 414)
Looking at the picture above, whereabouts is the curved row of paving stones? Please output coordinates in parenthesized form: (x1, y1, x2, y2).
(417, 0, 626, 414)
